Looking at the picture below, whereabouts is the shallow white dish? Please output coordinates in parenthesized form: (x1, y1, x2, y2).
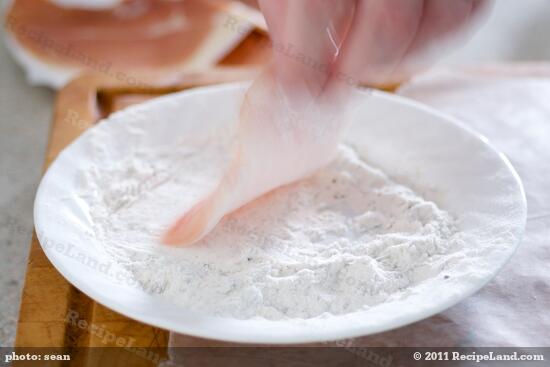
(34, 83, 526, 344)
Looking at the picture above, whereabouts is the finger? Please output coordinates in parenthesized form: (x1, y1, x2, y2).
(258, 0, 356, 98)
(406, 0, 488, 57)
(393, 0, 490, 80)
(333, 0, 425, 87)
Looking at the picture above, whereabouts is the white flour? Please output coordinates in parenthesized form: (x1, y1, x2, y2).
(81, 132, 464, 320)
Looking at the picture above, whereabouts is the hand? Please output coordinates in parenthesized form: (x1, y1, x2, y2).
(260, 0, 488, 89)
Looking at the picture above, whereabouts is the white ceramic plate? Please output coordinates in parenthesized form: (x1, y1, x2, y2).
(34, 83, 526, 344)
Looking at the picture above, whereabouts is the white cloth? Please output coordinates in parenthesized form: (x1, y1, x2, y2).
(384, 63, 550, 347)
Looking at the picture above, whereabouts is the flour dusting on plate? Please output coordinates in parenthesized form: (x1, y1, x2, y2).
(80, 127, 465, 320)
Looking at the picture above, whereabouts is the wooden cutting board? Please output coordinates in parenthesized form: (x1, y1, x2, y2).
(14, 24, 269, 366)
